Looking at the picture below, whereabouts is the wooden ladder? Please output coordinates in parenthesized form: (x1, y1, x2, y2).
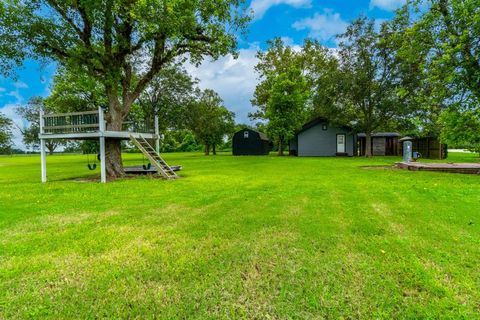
(129, 135, 178, 180)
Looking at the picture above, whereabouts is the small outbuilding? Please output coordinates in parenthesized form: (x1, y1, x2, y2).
(357, 132, 401, 156)
(289, 118, 355, 157)
(400, 136, 448, 160)
(232, 128, 271, 155)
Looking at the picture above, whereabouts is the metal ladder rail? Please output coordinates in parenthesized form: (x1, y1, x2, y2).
(137, 137, 177, 177)
(129, 135, 177, 179)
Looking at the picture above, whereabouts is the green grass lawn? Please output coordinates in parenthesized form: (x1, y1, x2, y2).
(1, 152, 479, 319)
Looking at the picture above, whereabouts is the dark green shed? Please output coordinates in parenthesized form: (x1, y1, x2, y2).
(232, 128, 270, 156)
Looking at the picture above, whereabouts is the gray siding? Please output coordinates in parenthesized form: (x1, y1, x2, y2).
(297, 123, 354, 157)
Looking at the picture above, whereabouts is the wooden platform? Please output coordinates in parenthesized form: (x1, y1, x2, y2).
(395, 162, 480, 174)
(124, 165, 182, 174)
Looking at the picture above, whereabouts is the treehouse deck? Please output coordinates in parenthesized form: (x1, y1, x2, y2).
(395, 162, 480, 174)
(38, 109, 158, 140)
(39, 107, 160, 183)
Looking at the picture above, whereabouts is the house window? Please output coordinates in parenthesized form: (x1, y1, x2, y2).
(322, 124, 328, 131)
(244, 131, 249, 138)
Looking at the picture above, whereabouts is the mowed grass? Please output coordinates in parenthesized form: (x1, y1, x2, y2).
(0, 152, 479, 319)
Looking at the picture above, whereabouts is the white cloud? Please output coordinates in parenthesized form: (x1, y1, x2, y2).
(292, 9, 348, 44)
(249, 0, 311, 20)
(185, 46, 260, 124)
(14, 81, 28, 89)
(370, 0, 406, 11)
(6, 81, 29, 104)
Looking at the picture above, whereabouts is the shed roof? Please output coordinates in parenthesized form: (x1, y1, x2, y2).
(357, 132, 401, 138)
(237, 128, 270, 141)
(296, 117, 352, 135)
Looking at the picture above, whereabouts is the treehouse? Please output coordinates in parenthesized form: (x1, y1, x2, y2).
(39, 107, 178, 183)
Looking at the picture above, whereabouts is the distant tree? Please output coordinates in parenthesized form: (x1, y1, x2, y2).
(137, 64, 198, 134)
(160, 130, 201, 153)
(189, 90, 235, 155)
(440, 107, 480, 156)
(16, 97, 63, 154)
(0, 113, 13, 154)
(265, 67, 309, 155)
(251, 38, 309, 155)
(1, 0, 249, 178)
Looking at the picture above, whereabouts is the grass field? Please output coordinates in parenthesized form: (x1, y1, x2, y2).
(1, 152, 479, 319)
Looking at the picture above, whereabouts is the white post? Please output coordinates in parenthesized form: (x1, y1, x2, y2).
(98, 107, 107, 183)
(154, 114, 160, 154)
(39, 110, 47, 183)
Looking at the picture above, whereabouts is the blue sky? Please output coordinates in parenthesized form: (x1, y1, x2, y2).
(0, 0, 405, 148)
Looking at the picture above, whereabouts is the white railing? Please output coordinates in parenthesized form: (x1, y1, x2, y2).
(40, 107, 156, 135)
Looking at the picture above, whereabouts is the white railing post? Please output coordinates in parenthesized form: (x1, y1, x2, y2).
(39, 109, 47, 183)
(154, 114, 160, 154)
(98, 106, 107, 183)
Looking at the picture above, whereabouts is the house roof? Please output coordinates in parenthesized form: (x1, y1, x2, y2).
(357, 132, 401, 138)
(296, 117, 352, 135)
(238, 128, 270, 141)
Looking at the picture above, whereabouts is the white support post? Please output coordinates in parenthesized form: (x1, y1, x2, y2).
(98, 107, 107, 183)
(39, 110, 47, 183)
(40, 140, 47, 183)
(154, 114, 160, 154)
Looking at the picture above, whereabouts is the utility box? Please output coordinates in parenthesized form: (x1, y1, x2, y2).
(400, 137, 413, 162)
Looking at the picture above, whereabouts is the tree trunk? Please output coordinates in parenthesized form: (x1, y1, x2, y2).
(204, 144, 210, 155)
(212, 144, 216, 155)
(365, 132, 372, 157)
(278, 138, 284, 156)
(46, 142, 56, 155)
(104, 103, 126, 179)
(105, 139, 124, 178)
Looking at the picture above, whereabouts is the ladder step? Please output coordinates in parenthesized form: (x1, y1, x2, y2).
(130, 134, 178, 180)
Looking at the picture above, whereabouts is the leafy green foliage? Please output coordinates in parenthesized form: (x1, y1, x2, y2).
(43, 67, 105, 113)
(161, 130, 201, 153)
(265, 67, 309, 155)
(0, 112, 13, 154)
(251, 38, 309, 155)
(137, 64, 199, 133)
(188, 89, 235, 155)
(16, 97, 64, 154)
(391, 0, 480, 145)
(440, 108, 480, 155)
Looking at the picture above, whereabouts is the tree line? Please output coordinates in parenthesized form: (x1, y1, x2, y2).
(3, 64, 235, 156)
(250, 0, 480, 156)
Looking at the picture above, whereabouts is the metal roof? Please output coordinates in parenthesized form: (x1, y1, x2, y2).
(357, 132, 401, 138)
(237, 128, 270, 141)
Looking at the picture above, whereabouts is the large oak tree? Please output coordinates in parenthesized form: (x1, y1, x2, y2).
(0, 0, 249, 178)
